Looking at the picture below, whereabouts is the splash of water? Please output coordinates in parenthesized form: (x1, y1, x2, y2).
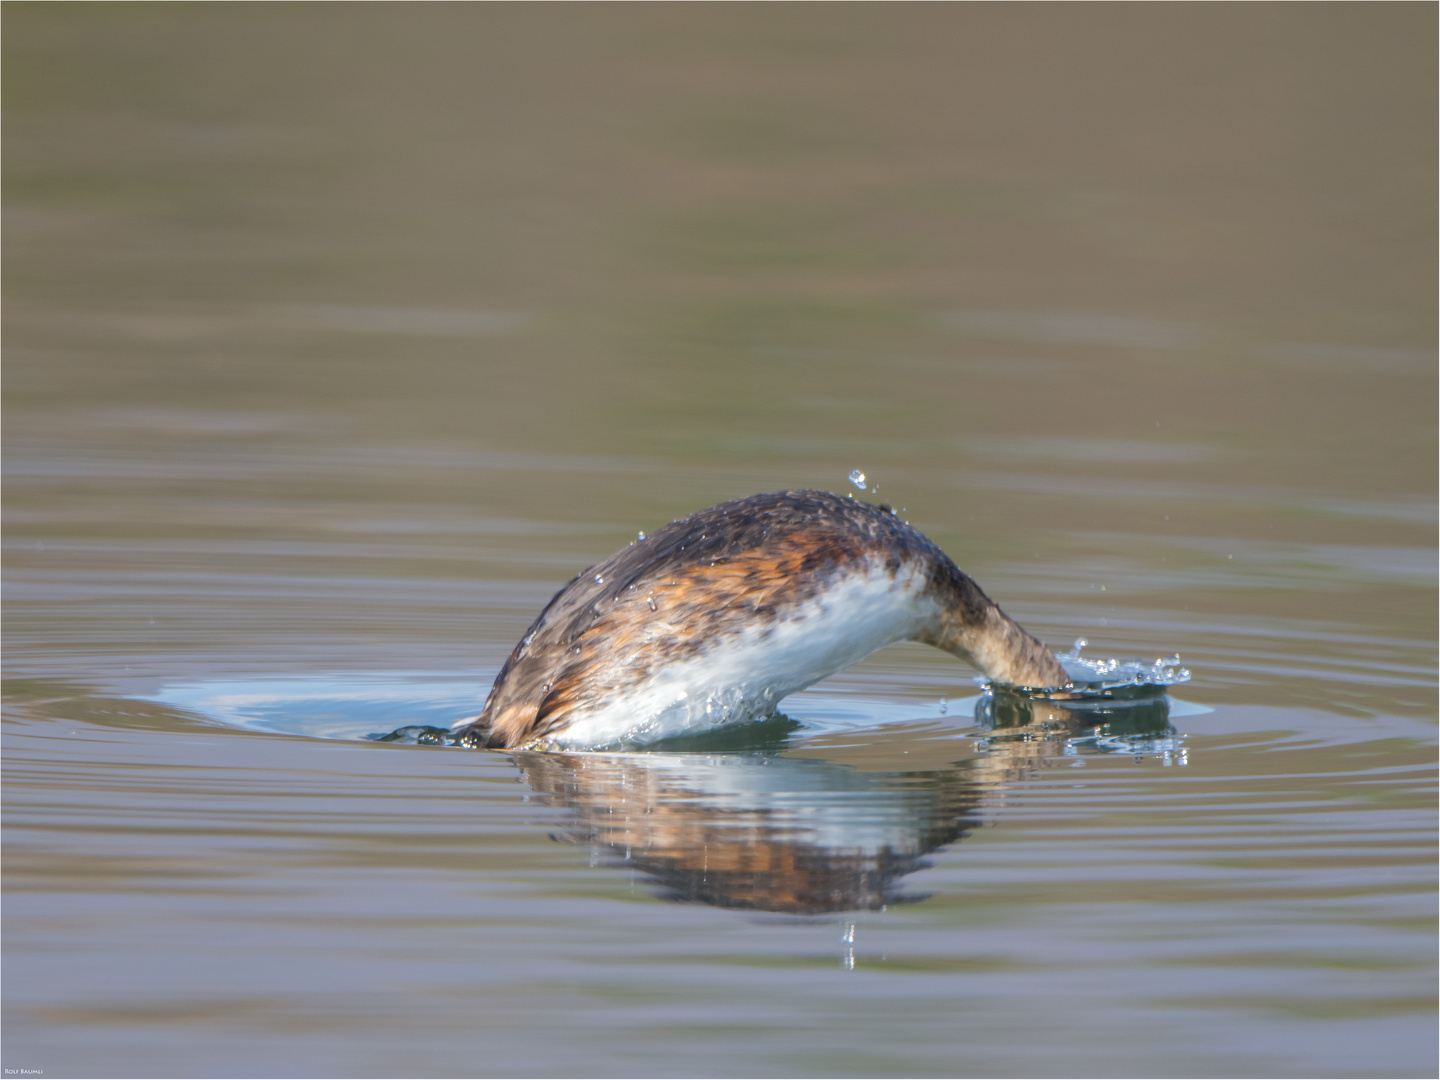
(1058, 637, 1191, 689)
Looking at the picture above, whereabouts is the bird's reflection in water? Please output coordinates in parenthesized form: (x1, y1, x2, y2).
(510, 687, 1176, 915)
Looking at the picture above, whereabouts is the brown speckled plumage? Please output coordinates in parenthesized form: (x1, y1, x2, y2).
(456, 490, 1066, 749)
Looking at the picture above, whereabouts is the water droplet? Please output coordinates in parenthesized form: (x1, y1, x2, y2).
(594, 574, 604, 583)
(647, 596, 657, 611)
(839, 922, 856, 944)
(637, 530, 646, 540)
(848, 469, 867, 491)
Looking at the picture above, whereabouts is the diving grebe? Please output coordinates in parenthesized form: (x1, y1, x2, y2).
(453, 490, 1067, 750)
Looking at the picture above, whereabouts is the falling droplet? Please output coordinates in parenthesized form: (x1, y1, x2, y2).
(848, 469, 867, 491)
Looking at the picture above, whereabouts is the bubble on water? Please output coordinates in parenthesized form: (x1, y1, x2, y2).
(848, 469, 867, 491)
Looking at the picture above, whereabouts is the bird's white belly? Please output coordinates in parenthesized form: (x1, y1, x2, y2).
(544, 561, 937, 750)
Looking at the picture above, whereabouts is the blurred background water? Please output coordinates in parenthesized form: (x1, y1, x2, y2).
(3, 6, 1436, 1078)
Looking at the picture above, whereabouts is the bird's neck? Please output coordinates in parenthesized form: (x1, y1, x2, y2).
(915, 561, 1068, 689)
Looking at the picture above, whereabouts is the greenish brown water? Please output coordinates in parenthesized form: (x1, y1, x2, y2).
(4, 6, 1436, 1078)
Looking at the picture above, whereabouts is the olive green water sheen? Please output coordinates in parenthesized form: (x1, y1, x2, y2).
(3, 6, 1436, 1079)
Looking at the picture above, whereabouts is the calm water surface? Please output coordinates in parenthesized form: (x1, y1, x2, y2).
(4, 7, 1436, 1078)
